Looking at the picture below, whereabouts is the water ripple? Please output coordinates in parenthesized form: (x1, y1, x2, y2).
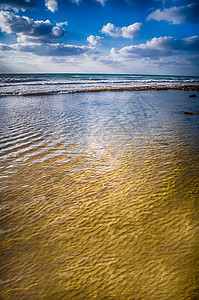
(0, 90, 199, 300)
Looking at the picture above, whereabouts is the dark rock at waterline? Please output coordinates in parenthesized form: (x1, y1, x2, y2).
(184, 111, 193, 115)
(189, 94, 197, 97)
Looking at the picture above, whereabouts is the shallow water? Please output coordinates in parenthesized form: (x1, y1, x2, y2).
(0, 90, 199, 299)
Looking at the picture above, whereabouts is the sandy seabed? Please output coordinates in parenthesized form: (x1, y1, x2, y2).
(0, 89, 199, 299)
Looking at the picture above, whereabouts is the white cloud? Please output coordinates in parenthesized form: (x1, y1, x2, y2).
(3, 42, 96, 57)
(101, 22, 142, 38)
(45, 0, 58, 13)
(96, 0, 106, 5)
(87, 35, 103, 46)
(56, 21, 68, 27)
(0, 11, 66, 42)
(147, 3, 199, 24)
(110, 35, 199, 59)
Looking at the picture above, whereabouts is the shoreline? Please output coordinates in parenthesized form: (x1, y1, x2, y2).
(1, 84, 199, 97)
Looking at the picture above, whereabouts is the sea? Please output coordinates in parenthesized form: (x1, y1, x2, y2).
(0, 73, 199, 96)
(0, 74, 199, 299)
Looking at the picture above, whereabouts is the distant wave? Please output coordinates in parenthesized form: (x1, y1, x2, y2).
(0, 79, 139, 88)
(0, 78, 43, 84)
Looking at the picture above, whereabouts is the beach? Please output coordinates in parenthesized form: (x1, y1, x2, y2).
(0, 76, 199, 299)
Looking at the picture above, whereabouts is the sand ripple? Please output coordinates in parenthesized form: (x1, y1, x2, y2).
(0, 90, 199, 299)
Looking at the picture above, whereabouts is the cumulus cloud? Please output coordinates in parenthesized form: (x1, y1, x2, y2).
(2, 42, 96, 57)
(44, 0, 58, 12)
(101, 22, 142, 38)
(87, 35, 103, 46)
(111, 35, 199, 59)
(147, 3, 199, 24)
(0, 11, 66, 42)
(0, 0, 36, 11)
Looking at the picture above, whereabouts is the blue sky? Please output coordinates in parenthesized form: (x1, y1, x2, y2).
(0, 0, 199, 74)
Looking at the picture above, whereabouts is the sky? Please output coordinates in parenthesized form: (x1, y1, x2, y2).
(0, 0, 199, 75)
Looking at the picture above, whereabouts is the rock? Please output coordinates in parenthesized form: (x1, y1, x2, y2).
(184, 111, 193, 115)
(189, 94, 197, 97)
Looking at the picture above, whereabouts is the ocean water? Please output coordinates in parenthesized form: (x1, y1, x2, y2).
(0, 73, 199, 96)
(0, 75, 199, 299)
